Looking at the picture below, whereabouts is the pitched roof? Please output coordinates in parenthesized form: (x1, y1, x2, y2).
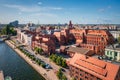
(69, 53, 120, 80)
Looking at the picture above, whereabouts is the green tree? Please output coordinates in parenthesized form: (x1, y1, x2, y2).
(57, 68, 67, 80)
(0, 24, 17, 35)
(52, 54, 57, 62)
(62, 75, 67, 80)
(71, 78, 76, 80)
(34, 47, 43, 55)
(10, 27, 17, 35)
(56, 56, 62, 65)
(118, 36, 120, 44)
(57, 69, 63, 79)
(62, 59, 67, 68)
(50, 54, 54, 60)
(5, 25, 10, 35)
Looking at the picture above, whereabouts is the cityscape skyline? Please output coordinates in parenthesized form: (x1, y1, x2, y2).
(0, 0, 120, 24)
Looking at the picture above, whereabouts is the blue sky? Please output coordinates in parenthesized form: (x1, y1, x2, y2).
(0, 0, 120, 24)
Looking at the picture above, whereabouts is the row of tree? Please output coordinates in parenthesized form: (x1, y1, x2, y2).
(18, 47, 46, 68)
(0, 24, 17, 36)
(49, 54, 67, 68)
(57, 68, 67, 80)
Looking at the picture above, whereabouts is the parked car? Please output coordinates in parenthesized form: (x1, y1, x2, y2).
(98, 56, 103, 60)
(60, 68, 65, 72)
(45, 64, 52, 69)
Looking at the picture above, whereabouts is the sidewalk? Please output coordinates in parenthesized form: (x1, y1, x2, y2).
(5, 40, 58, 80)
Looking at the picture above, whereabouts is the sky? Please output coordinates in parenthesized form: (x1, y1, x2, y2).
(0, 0, 120, 24)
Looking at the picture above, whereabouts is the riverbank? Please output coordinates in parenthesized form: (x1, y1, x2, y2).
(0, 71, 4, 80)
(5, 40, 58, 80)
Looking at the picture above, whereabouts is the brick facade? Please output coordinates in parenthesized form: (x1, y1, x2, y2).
(70, 29, 114, 55)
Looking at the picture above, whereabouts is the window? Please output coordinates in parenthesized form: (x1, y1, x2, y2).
(115, 52, 117, 56)
(80, 78, 82, 80)
(107, 51, 109, 55)
(85, 76, 88, 79)
(110, 51, 112, 55)
(80, 74, 82, 76)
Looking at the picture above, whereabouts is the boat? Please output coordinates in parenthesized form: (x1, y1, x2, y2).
(5, 76, 12, 80)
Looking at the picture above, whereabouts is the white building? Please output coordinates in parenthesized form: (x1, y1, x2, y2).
(24, 23, 36, 31)
(17, 29, 33, 46)
(105, 44, 120, 62)
(110, 31, 120, 39)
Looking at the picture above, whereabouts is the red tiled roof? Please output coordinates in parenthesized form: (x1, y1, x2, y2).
(75, 59, 107, 76)
(69, 53, 120, 80)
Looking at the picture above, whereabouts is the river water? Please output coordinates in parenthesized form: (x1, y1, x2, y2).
(0, 42, 45, 80)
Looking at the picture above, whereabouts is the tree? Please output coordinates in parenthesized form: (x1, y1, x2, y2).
(34, 47, 43, 55)
(62, 59, 67, 68)
(71, 78, 76, 80)
(57, 69, 63, 79)
(0, 24, 17, 35)
(118, 36, 120, 44)
(51, 54, 57, 62)
(38, 48, 43, 55)
(56, 56, 62, 65)
(10, 27, 17, 35)
(1, 27, 7, 34)
(62, 75, 67, 80)
(57, 68, 67, 80)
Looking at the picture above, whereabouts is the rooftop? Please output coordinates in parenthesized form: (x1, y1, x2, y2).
(69, 53, 120, 80)
(67, 47, 90, 55)
(106, 44, 120, 51)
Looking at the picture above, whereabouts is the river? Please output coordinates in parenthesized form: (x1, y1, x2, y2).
(0, 42, 45, 80)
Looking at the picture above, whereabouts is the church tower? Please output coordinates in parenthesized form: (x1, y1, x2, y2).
(69, 20, 73, 28)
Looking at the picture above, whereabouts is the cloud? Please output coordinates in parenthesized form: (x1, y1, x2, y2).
(96, 18, 112, 23)
(38, 2, 42, 5)
(4, 4, 41, 12)
(98, 5, 112, 12)
(3, 4, 62, 12)
(18, 12, 22, 15)
(98, 9, 105, 12)
(30, 13, 58, 17)
(108, 6, 111, 9)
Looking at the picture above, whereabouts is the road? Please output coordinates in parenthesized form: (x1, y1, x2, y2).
(24, 46, 71, 80)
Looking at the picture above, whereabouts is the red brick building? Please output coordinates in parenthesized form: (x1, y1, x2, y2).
(69, 53, 120, 80)
(70, 29, 114, 55)
(53, 29, 75, 45)
(32, 34, 56, 55)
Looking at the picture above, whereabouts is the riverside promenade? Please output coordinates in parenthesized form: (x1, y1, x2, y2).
(5, 40, 58, 80)
(0, 71, 4, 80)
